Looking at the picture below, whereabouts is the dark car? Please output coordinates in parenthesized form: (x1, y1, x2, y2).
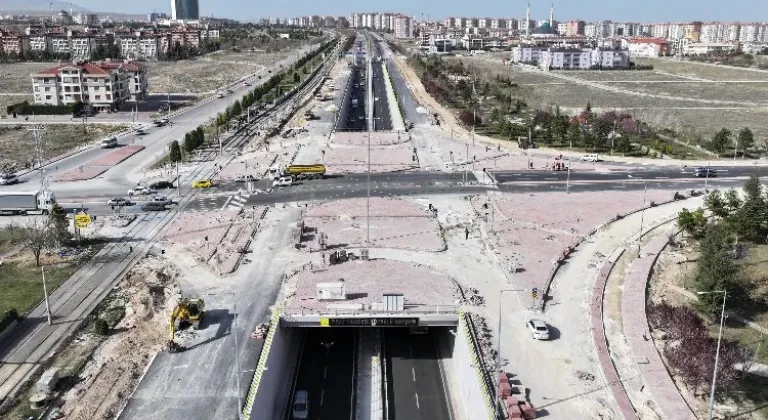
(149, 180, 175, 189)
(141, 202, 166, 212)
(694, 167, 715, 177)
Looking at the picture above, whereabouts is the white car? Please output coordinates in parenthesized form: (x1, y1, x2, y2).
(526, 319, 550, 340)
(152, 195, 171, 204)
(127, 187, 157, 196)
(580, 154, 601, 162)
(272, 176, 293, 187)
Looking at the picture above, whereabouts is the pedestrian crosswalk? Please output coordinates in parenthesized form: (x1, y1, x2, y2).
(223, 194, 249, 211)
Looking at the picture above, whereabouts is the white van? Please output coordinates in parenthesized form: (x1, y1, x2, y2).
(580, 154, 601, 162)
(100, 137, 118, 148)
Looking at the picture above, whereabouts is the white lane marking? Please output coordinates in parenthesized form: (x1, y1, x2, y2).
(220, 195, 233, 210)
(320, 389, 325, 407)
(544, 177, 558, 181)
(412, 367, 416, 382)
(172, 364, 189, 369)
(655, 176, 670, 179)
(415, 392, 420, 409)
(324, 365, 328, 379)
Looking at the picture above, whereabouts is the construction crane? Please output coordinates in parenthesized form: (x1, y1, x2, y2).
(167, 298, 205, 353)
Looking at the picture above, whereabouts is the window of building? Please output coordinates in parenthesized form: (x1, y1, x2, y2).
(94, 86, 99, 91)
(94, 95, 101, 100)
(106, 94, 111, 100)
(43, 78, 49, 83)
(45, 95, 51, 100)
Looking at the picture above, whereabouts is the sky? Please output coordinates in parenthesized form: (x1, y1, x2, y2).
(69, 0, 766, 23)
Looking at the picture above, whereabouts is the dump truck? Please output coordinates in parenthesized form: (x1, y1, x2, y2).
(268, 164, 326, 181)
(0, 190, 56, 215)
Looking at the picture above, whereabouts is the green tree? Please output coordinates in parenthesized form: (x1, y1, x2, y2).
(183, 132, 195, 153)
(730, 175, 766, 240)
(694, 223, 738, 316)
(737, 128, 755, 152)
(303, 65, 309, 74)
(48, 201, 69, 245)
(704, 190, 730, 219)
(550, 115, 569, 144)
(293, 72, 301, 83)
(231, 100, 242, 116)
(710, 128, 731, 154)
(195, 126, 205, 146)
(169, 140, 182, 163)
(678, 207, 707, 238)
(567, 122, 582, 147)
(724, 188, 743, 215)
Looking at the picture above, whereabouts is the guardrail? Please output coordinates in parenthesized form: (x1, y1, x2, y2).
(242, 309, 282, 420)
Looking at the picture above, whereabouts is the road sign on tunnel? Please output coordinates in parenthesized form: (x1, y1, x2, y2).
(322, 317, 419, 327)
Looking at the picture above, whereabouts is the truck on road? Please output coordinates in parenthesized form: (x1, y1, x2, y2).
(351, 98, 359, 108)
(268, 164, 326, 181)
(0, 190, 56, 215)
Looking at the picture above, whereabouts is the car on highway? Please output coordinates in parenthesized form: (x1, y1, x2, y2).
(0, 174, 19, 185)
(107, 197, 131, 206)
(694, 167, 716, 177)
(127, 186, 157, 196)
(526, 319, 550, 340)
(234, 175, 256, 182)
(580, 154, 601, 162)
(152, 120, 165, 127)
(152, 195, 172, 204)
(192, 179, 213, 188)
(141, 202, 167, 212)
(292, 390, 309, 420)
(272, 176, 293, 187)
(244, 81, 251, 86)
(149, 180, 175, 189)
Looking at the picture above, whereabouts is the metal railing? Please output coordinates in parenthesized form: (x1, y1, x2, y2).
(281, 305, 461, 317)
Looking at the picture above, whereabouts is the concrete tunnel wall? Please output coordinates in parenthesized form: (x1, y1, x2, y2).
(247, 321, 302, 420)
(334, 58, 357, 132)
(454, 317, 495, 420)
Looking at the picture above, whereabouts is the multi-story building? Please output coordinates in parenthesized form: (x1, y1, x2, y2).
(443, 17, 455, 28)
(117, 34, 162, 60)
(394, 14, 413, 38)
(684, 42, 738, 55)
(727, 23, 740, 42)
(30, 62, 132, 110)
(539, 47, 592, 70)
(74, 13, 98, 25)
(171, 29, 201, 48)
(591, 47, 630, 68)
(171, 0, 200, 21)
(96, 61, 147, 100)
(683, 22, 702, 41)
(0, 29, 29, 55)
(700, 23, 727, 43)
(147, 12, 169, 22)
(565, 20, 585, 36)
(511, 45, 548, 64)
(667, 23, 686, 40)
(621, 37, 669, 57)
(651, 23, 669, 39)
(739, 24, 759, 42)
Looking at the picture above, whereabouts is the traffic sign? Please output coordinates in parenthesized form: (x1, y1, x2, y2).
(74, 212, 91, 229)
(532, 287, 538, 300)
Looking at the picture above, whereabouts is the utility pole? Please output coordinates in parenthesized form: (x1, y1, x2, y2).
(41, 266, 52, 325)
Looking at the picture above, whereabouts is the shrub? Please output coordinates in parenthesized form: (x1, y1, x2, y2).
(0, 309, 19, 332)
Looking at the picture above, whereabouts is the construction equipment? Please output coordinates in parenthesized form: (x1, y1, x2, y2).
(168, 298, 205, 353)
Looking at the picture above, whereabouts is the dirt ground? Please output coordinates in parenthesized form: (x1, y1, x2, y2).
(0, 123, 128, 172)
(57, 255, 180, 420)
(0, 62, 56, 94)
(144, 49, 296, 94)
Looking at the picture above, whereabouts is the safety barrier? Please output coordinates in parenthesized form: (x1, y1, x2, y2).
(242, 309, 282, 420)
(458, 310, 497, 420)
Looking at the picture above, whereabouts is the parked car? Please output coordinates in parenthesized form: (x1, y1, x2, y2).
(152, 195, 172, 204)
(292, 390, 309, 420)
(580, 154, 601, 162)
(526, 319, 550, 340)
(107, 197, 131, 206)
(272, 176, 293, 187)
(141, 202, 166, 212)
(0, 174, 19, 185)
(149, 180, 175, 189)
(192, 179, 213, 188)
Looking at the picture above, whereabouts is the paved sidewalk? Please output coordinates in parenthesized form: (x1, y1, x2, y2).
(590, 248, 638, 420)
(621, 235, 696, 420)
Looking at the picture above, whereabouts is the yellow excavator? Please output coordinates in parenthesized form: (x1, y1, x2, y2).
(167, 298, 205, 353)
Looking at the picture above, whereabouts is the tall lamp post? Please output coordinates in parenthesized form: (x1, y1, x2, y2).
(697, 290, 727, 420)
(628, 175, 647, 256)
(496, 288, 526, 419)
(366, 116, 383, 245)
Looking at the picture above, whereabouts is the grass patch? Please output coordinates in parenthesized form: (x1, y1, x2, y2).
(0, 261, 76, 316)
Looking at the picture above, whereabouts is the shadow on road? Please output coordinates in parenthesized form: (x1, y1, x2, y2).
(185, 308, 233, 351)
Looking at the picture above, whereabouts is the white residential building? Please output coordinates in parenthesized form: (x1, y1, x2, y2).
(30, 62, 131, 110)
(621, 37, 669, 57)
(739, 24, 759, 43)
(511, 45, 547, 64)
(539, 47, 592, 70)
(683, 42, 738, 55)
(591, 47, 630, 68)
(394, 14, 413, 38)
(117, 35, 161, 60)
(651, 23, 669, 39)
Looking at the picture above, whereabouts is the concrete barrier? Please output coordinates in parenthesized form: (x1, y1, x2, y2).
(454, 311, 494, 420)
(243, 311, 302, 420)
(380, 60, 405, 132)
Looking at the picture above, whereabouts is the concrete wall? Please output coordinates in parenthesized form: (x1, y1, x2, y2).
(453, 315, 494, 420)
(334, 63, 356, 132)
(244, 317, 302, 420)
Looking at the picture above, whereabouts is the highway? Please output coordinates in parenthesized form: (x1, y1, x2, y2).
(289, 328, 357, 420)
(339, 58, 368, 131)
(371, 40, 393, 131)
(384, 328, 451, 420)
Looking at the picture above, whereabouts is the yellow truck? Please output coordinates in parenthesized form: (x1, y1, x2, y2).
(268, 164, 326, 180)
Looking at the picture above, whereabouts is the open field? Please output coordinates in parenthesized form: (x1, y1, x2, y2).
(0, 95, 34, 116)
(0, 124, 128, 172)
(0, 257, 76, 316)
(456, 56, 768, 146)
(634, 58, 768, 81)
(144, 49, 297, 94)
(0, 62, 55, 95)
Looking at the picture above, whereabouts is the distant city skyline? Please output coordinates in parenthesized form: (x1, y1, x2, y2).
(4, 0, 768, 23)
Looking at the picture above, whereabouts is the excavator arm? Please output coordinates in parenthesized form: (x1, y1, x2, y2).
(167, 305, 183, 353)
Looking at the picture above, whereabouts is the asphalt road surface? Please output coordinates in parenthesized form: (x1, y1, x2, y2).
(338, 59, 367, 131)
(384, 328, 451, 420)
(371, 43, 393, 131)
(290, 328, 356, 420)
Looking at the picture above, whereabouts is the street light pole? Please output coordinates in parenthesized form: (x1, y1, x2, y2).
(638, 179, 647, 256)
(698, 290, 727, 420)
(41, 266, 52, 325)
(233, 302, 243, 420)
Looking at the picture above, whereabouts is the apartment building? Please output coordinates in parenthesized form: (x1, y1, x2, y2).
(394, 14, 413, 38)
(539, 47, 591, 70)
(0, 30, 29, 55)
(591, 47, 630, 68)
(30, 62, 131, 110)
(565, 20, 585, 36)
(117, 35, 161, 60)
(683, 22, 702, 41)
(96, 61, 147, 100)
(684, 42, 738, 55)
(621, 37, 669, 57)
(739, 24, 759, 42)
(511, 45, 547, 64)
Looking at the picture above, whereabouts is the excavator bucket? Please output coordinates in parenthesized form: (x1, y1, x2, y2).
(168, 340, 185, 353)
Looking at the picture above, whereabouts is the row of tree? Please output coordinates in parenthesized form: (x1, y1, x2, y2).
(709, 127, 755, 155)
(0, 49, 72, 63)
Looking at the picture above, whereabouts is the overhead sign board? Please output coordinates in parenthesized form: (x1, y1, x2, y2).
(74, 212, 91, 229)
(323, 317, 419, 327)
